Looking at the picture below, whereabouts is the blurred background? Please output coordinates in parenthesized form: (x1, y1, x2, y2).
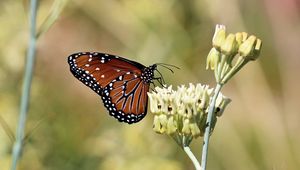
(1, 0, 300, 169)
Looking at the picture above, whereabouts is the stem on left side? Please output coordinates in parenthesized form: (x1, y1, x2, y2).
(10, 0, 38, 169)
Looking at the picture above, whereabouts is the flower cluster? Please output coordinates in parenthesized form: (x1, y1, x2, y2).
(206, 24, 262, 84)
(148, 84, 231, 146)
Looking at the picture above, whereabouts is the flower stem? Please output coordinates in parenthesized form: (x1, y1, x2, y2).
(184, 146, 201, 170)
(200, 83, 223, 170)
(183, 137, 201, 170)
(221, 58, 248, 84)
(10, 0, 38, 169)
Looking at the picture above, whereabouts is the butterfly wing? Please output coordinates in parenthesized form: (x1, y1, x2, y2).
(68, 52, 149, 124)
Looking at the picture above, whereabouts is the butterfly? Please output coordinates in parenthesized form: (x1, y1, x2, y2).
(67, 52, 176, 124)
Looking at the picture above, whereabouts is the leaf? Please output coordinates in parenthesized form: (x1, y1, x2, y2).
(36, 0, 69, 38)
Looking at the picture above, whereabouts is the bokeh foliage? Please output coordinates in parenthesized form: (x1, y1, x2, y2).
(1, 0, 300, 169)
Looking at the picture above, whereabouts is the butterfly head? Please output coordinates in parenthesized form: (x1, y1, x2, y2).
(141, 64, 157, 84)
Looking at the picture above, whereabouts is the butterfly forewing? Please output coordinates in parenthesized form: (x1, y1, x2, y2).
(68, 52, 154, 124)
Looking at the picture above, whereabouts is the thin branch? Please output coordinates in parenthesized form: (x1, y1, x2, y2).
(0, 114, 15, 143)
(10, 0, 38, 169)
(183, 146, 202, 170)
(23, 117, 45, 144)
(183, 136, 201, 170)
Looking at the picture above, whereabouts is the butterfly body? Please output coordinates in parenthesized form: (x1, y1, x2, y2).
(68, 52, 156, 124)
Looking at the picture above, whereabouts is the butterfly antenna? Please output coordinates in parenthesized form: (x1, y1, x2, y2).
(156, 63, 180, 74)
(156, 63, 180, 69)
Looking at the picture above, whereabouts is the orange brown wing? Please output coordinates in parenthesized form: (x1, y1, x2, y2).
(68, 52, 151, 124)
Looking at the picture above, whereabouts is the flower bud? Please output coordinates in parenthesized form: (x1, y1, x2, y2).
(153, 116, 162, 133)
(182, 119, 191, 135)
(221, 34, 238, 56)
(215, 96, 231, 117)
(212, 25, 226, 50)
(190, 123, 201, 137)
(241, 32, 248, 42)
(248, 38, 262, 60)
(206, 48, 220, 70)
(153, 114, 168, 134)
(235, 32, 247, 46)
(238, 35, 257, 57)
(166, 117, 177, 135)
(235, 32, 243, 46)
(148, 93, 159, 113)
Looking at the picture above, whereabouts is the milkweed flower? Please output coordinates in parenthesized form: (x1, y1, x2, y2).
(148, 83, 231, 146)
(207, 24, 262, 84)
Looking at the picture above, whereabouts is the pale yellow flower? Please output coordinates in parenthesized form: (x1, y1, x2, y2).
(148, 84, 230, 146)
(206, 25, 262, 84)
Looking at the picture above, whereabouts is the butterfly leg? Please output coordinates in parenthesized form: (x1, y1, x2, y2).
(153, 77, 166, 87)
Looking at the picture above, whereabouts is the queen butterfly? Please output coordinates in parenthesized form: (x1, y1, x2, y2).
(68, 52, 165, 124)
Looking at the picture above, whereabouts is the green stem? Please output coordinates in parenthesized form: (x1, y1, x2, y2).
(201, 84, 223, 170)
(183, 137, 201, 170)
(216, 54, 226, 81)
(184, 146, 201, 170)
(221, 58, 248, 84)
(10, 0, 38, 169)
